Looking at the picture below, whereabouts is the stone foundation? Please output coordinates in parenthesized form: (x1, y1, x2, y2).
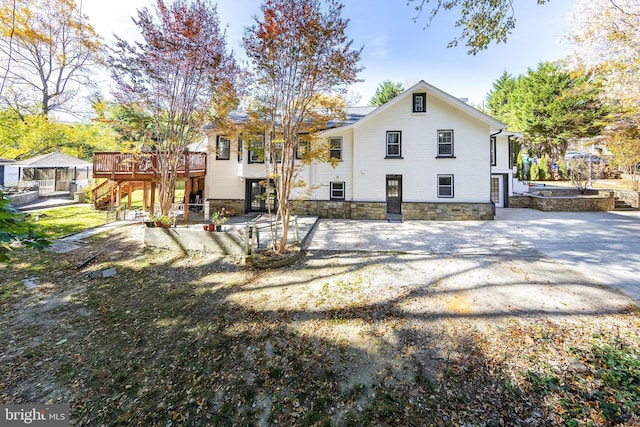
(350, 202, 387, 220)
(292, 200, 493, 220)
(402, 202, 494, 220)
(290, 200, 352, 218)
(207, 199, 245, 216)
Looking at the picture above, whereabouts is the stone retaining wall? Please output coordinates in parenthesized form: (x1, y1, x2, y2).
(614, 190, 640, 208)
(145, 227, 244, 255)
(509, 195, 531, 208)
(528, 190, 614, 212)
(402, 202, 494, 220)
(7, 190, 40, 206)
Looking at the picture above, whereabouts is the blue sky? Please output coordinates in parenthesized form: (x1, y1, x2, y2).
(84, 0, 577, 107)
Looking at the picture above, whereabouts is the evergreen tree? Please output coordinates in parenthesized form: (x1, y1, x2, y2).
(486, 71, 518, 126)
(369, 81, 404, 106)
(511, 62, 608, 161)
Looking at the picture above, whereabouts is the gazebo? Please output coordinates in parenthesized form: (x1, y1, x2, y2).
(12, 151, 93, 194)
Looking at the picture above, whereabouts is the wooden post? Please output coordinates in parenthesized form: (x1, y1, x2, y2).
(150, 182, 156, 215)
(142, 182, 149, 212)
(116, 183, 122, 220)
(184, 178, 191, 221)
(244, 225, 250, 255)
(252, 224, 258, 253)
(127, 182, 132, 212)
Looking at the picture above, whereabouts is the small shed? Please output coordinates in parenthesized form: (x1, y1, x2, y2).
(12, 151, 93, 193)
(0, 157, 18, 187)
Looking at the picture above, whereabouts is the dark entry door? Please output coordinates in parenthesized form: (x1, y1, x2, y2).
(246, 179, 276, 212)
(386, 175, 402, 214)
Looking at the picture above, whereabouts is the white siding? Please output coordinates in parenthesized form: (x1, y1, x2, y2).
(491, 134, 515, 196)
(204, 132, 245, 200)
(312, 130, 354, 201)
(352, 93, 491, 203)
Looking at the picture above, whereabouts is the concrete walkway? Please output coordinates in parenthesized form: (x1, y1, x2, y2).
(305, 209, 640, 305)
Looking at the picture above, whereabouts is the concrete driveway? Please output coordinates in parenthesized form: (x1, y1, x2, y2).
(305, 208, 640, 304)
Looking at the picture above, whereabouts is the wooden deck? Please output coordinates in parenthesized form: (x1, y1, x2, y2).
(93, 152, 206, 181)
(92, 152, 207, 221)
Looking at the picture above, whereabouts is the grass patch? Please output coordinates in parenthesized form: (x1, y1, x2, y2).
(30, 205, 107, 238)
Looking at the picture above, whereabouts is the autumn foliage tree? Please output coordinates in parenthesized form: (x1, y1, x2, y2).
(110, 0, 237, 217)
(0, 0, 101, 118)
(407, 0, 549, 54)
(243, 0, 361, 254)
(565, 0, 640, 113)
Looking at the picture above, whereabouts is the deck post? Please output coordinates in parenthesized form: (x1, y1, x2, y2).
(184, 178, 191, 221)
(116, 183, 122, 220)
(143, 182, 149, 212)
(127, 182, 132, 212)
(150, 182, 156, 215)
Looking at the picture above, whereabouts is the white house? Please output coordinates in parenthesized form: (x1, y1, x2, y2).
(203, 80, 520, 220)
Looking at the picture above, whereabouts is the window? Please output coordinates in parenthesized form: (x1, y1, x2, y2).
(437, 130, 454, 157)
(386, 131, 402, 158)
(413, 93, 426, 113)
(329, 137, 342, 160)
(271, 141, 283, 163)
(330, 182, 345, 200)
(237, 136, 243, 162)
(437, 174, 454, 198)
(249, 136, 264, 163)
(216, 136, 230, 160)
(490, 136, 496, 166)
(296, 137, 311, 160)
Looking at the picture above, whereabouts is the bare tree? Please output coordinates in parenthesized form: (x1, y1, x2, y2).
(110, 0, 237, 217)
(0, 0, 101, 118)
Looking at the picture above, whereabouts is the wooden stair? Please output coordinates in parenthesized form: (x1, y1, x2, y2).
(92, 180, 145, 210)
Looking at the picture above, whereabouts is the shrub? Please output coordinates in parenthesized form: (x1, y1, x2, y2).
(538, 157, 550, 180)
(530, 163, 540, 181)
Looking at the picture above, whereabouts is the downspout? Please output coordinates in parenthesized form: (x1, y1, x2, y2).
(489, 129, 505, 213)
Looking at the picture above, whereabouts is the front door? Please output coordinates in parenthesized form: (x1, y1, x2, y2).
(386, 175, 402, 215)
(490, 175, 504, 208)
(246, 179, 276, 212)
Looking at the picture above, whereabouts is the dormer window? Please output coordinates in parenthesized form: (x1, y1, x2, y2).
(413, 93, 426, 113)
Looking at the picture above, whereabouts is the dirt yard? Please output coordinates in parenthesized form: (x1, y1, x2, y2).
(1, 223, 638, 426)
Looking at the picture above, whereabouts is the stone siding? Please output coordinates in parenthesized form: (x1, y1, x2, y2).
(290, 200, 352, 219)
(614, 190, 640, 208)
(402, 202, 494, 221)
(207, 199, 245, 216)
(211, 198, 495, 220)
(350, 202, 387, 220)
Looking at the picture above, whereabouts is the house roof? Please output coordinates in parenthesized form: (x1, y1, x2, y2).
(12, 151, 92, 168)
(0, 157, 15, 165)
(208, 80, 506, 134)
(324, 80, 506, 133)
